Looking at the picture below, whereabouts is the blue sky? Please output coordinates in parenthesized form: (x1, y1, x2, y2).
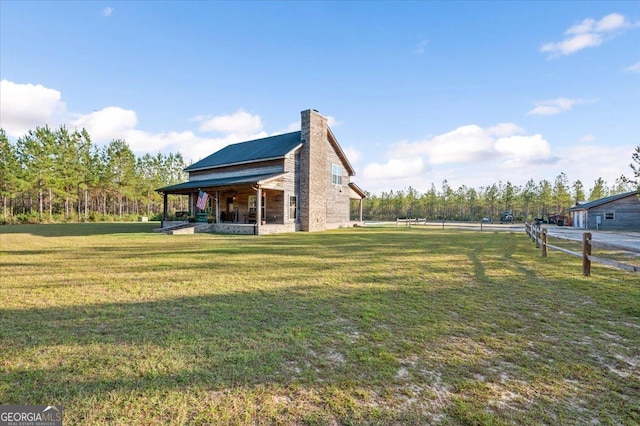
(1, 1, 639, 195)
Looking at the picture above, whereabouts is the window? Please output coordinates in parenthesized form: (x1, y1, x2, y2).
(604, 212, 615, 220)
(331, 164, 343, 185)
(289, 196, 297, 220)
(248, 195, 266, 220)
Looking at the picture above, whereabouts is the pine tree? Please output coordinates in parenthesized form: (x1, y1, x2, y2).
(589, 178, 608, 201)
(629, 144, 640, 192)
(0, 129, 22, 218)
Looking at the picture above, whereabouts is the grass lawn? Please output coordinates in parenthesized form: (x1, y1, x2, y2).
(1, 223, 638, 425)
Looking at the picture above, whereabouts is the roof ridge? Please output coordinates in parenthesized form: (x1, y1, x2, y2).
(569, 190, 639, 210)
(185, 131, 302, 172)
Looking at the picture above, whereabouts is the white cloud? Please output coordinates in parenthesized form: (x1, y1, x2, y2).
(565, 18, 597, 35)
(123, 129, 257, 162)
(487, 123, 525, 137)
(541, 33, 603, 57)
(358, 127, 633, 196)
(101, 7, 114, 17)
(71, 106, 268, 161)
(579, 134, 595, 143)
(363, 157, 425, 180)
(326, 115, 341, 128)
(494, 134, 553, 167)
(412, 39, 430, 55)
(0, 82, 270, 163)
(527, 97, 582, 116)
(363, 123, 558, 190)
(0, 80, 67, 137)
(422, 125, 497, 164)
(71, 107, 137, 142)
(343, 146, 362, 165)
(623, 60, 640, 73)
(388, 124, 513, 164)
(556, 143, 635, 187)
(541, 13, 634, 57)
(358, 131, 634, 196)
(594, 13, 628, 32)
(282, 121, 301, 132)
(194, 109, 263, 134)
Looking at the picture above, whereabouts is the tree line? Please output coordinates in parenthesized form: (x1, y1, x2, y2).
(355, 144, 640, 222)
(0, 126, 187, 223)
(354, 175, 636, 222)
(2, 125, 638, 225)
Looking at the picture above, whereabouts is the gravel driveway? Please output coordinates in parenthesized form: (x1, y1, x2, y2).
(542, 226, 640, 253)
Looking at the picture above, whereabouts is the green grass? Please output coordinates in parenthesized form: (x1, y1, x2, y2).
(1, 223, 638, 425)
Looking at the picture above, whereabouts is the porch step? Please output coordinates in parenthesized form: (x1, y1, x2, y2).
(169, 225, 196, 235)
(161, 222, 215, 235)
(158, 222, 195, 234)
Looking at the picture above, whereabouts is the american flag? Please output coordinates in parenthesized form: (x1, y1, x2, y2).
(196, 191, 209, 210)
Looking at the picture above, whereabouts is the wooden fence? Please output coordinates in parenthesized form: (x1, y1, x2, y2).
(396, 218, 465, 230)
(396, 218, 428, 226)
(524, 223, 640, 276)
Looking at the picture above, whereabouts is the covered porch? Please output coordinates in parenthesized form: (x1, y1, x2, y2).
(157, 172, 299, 234)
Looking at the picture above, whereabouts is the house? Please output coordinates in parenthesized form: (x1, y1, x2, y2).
(568, 190, 640, 230)
(156, 109, 366, 234)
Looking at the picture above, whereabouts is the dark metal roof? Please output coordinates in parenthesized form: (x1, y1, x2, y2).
(156, 172, 286, 194)
(185, 131, 302, 172)
(568, 190, 639, 211)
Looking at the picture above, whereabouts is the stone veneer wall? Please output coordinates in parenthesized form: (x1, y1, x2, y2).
(195, 223, 297, 235)
(300, 110, 328, 232)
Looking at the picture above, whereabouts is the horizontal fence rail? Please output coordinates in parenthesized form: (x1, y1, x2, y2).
(397, 218, 428, 226)
(395, 218, 511, 230)
(525, 222, 640, 276)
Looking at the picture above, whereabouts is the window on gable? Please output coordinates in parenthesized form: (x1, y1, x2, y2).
(604, 212, 615, 220)
(331, 164, 343, 185)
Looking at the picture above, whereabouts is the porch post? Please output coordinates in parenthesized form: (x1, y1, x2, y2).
(162, 193, 168, 221)
(257, 186, 263, 225)
(215, 191, 220, 223)
(359, 199, 363, 222)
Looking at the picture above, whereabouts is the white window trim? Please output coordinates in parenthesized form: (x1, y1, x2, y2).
(289, 195, 297, 221)
(331, 163, 343, 186)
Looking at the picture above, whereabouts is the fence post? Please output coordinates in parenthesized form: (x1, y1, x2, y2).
(535, 226, 541, 248)
(541, 228, 547, 257)
(583, 232, 592, 276)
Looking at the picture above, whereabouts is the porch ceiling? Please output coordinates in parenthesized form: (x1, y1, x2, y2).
(156, 172, 287, 195)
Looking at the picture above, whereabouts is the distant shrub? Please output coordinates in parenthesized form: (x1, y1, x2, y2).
(15, 213, 41, 224)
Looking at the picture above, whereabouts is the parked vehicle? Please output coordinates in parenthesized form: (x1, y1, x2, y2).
(500, 211, 514, 224)
(547, 214, 572, 226)
(534, 214, 572, 226)
(481, 217, 492, 223)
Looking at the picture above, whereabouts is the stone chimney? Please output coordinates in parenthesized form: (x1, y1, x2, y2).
(299, 109, 328, 232)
